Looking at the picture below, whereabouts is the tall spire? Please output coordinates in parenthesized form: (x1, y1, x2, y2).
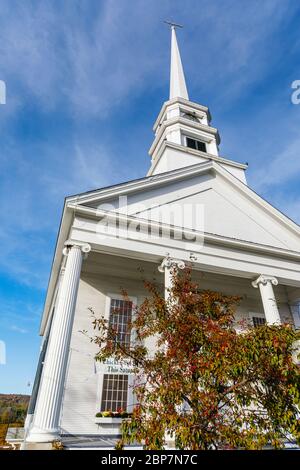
(169, 25, 189, 100)
(147, 24, 247, 184)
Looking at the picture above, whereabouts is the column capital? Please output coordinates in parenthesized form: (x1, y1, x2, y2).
(62, 240, 91, 257)
(158, 256, 185, 273)
(252, 274, 278, 289)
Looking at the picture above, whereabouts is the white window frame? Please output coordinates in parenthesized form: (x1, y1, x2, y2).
(105, 293, 137, 343)
(100, 373, 129, 412)
(182, 134, 208, 151)
(96, 293, 137, 413)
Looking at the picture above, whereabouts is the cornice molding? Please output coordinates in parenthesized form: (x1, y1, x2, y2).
(66, 204, 300, 261)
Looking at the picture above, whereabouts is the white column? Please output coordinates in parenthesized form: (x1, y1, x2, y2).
(158, 257, 186, 449)
(252, 275, 281, 325)
(22, 267, 67, 450)
(158, 257, 185, 301)
(26, 242, 91, 442)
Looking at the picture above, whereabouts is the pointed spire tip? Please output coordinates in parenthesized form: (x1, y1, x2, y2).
(169, 25, 189, 100)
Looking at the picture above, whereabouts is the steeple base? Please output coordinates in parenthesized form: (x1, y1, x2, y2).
(148, 141, 247, 183)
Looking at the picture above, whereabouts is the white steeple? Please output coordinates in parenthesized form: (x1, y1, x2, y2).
(146, 25, 248, 185)
(170, 26, 189, 100)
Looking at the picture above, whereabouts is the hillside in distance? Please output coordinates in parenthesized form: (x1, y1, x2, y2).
(0, 394, 30, 424)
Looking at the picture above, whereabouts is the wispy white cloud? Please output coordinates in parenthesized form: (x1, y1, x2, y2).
(0, 0, 167, 117)
(251, 136, 300, 191)
(0, 136, 116, 287)
(0, 0, 295, 119)
(0, 297, 41, 340)
(10, 325, 28, 335)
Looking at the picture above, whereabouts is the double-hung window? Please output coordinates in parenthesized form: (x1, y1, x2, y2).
(101, 374, 129, 412)
(100, 297, 134, 412)
(109, 298, 133, 348)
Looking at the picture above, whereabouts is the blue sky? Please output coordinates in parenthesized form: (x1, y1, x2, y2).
(1, 0, 300, 394)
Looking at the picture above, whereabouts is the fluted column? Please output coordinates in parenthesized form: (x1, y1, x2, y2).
(26, 242, 91, 442)
(158, 257, 185, 300)
(252, 275, 281, 325)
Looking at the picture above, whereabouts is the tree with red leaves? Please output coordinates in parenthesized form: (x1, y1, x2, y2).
(90, 267, 300, 450)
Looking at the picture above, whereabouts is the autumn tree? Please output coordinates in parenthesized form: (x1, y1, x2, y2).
(90, 267, 300, 450)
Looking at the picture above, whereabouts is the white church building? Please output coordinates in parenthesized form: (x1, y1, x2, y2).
(23, 27, 300, 449)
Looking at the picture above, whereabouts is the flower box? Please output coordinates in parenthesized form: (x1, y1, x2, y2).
(95, 417, 123, 424)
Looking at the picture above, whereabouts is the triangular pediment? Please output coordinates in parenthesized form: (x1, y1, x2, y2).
(134, 186, 297, 250)
(69, 162, 300, 253)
